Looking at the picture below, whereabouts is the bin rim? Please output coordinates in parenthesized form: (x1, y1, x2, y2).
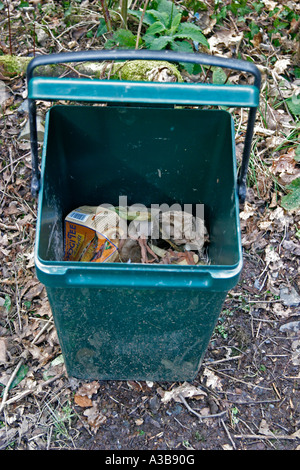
(34, 250, 243, 290)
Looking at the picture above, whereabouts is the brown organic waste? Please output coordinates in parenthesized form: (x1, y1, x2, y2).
(64, 206, 210, 266)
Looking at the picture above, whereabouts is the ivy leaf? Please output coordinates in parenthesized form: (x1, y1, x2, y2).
(4, 294, 11, 313)
(10, 364, 29, 390)
(96, 18, 108, 37)
(212, 66, 228, 84)
(174, 23, 209, 48)
(286, 96, 300, 116)
(281, 177, 300, 211)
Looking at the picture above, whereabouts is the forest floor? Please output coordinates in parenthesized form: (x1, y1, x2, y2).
(0, 0, 299, 451)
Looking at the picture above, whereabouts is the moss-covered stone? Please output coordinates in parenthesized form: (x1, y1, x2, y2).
(0, 55, 31, 78)
(0, 56, 183, 84)
(111, 60, 183, 82)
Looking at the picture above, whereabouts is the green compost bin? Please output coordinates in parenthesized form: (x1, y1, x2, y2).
(27, 50, 261, 381)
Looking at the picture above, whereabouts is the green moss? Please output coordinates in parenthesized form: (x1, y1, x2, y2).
(0, 55, 31, 77)
(111, 60, 183, 82)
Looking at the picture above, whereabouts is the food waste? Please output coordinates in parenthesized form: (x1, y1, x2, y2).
(64, 205, 209, 265)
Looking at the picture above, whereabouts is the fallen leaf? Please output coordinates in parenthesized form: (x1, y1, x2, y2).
(0, 338, 7, 363)
(291, 340, 300, 366)
(74, 394, 93, 408)
(258, 419, 273, 436)
(127, 381, 143, 392)
(76, 381, 100, 398)
(264, 245, 280, 264)
(273, 58, 291, 75)
(263, 0, 279, 10)
(240, 202, 255, 220)
(203, 368, 223, 391)
(22, 280, 44, 301)
(282, 240, 300, 256)
(222, 444, 234, 450)
(208, 30, 243, 53)
(291, 429, 300, 439)
(83, 403, 107, 433)
(160, 382, 206, 404)
(252, 32, 263, 48)
(271, 149, 300, 186)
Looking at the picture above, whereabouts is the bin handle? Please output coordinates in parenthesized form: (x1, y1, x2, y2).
(26, 49, 261, 202)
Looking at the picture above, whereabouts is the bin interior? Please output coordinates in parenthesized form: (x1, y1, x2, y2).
(37, 104, 240, 268)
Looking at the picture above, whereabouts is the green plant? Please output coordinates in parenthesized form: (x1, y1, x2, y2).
(44, 399, 75, 439)
(231, 406, 239, 425)
(104, 28, 140, 48)
(4, 294, 11, 313)
(102, 0, 209, 73)
(213, 0, 251, 24)
(281, 177, 300, 211)
(133, 0, 208, 50)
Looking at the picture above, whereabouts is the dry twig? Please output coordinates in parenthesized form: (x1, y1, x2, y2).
(179, 393, 227, 420)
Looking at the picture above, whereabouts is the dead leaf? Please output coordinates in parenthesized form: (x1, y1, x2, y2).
(263, 0, 279, 10)
(273, 58, 291, 75)
(291, 340, 300, 366)
(252, 32, 263, 48)
(258, 419, 273, 436)
(35, 299, 52, 317)
(76, 381, 100, 398)
(240, 202, 255, 220)
(291, 429, 300, 439)
(208, 30, 243, 53)
(71, 27, 88, 41)
(0, 338, 7, 363)
(22, 282, 44, 301)
(159, 382, 206, 404)
(74, 394, 93, 408)
(264, 245, 281, 265)
(83, 403, 107, 433)
(127, 380, 143, 392)
(271, 149, 300, 186)
(4, 202, 20, 216)
(203, 368, 223, 391)
(282, 240, 300, 256)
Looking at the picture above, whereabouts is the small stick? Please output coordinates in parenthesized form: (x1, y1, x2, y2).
(5, 0, 12, 55)
(179, 393, 227, 420)
(0, 373, 64, 410)
(221, 418, 236, 449)
(135, 0, 150, 49)
(234, 433, 298, 440)
(31, 319, 53, 345)
(0, 358, 24, 412)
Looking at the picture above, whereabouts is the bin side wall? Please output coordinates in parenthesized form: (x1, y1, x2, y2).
(47, 286, 227, 381)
